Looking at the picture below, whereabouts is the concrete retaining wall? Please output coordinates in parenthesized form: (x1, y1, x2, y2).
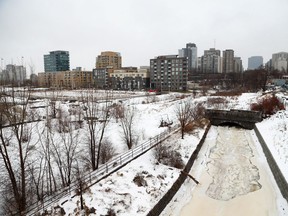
(147, 124, 211, 216)
(254, 125, 288, 203)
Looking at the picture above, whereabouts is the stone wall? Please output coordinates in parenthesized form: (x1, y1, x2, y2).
(254, 125, 288, 203)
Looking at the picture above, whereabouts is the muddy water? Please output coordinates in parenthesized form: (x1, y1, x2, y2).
(206, 127, 261, 201)
(180, 126, 279, 216)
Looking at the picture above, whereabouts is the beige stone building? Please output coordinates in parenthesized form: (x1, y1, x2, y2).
(95, 51, 122, 69)
(38, 70, 93, 89)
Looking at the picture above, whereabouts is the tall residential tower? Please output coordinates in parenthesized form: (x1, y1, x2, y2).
(178, 43, 197, 71)
(222, 49, 234, 73)
(199, 48, 222, 73)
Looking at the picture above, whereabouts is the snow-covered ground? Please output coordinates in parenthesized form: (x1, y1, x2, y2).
(1, 89, 288, 215)
(256, 110, 288, 181)
(60, 132, 203, 215)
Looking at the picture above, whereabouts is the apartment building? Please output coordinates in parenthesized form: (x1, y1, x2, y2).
(38, 69, 93, 89)
(272, 52, 288, 72)
(234, 57, 243, 73)
(199, 48, 222, 73)
(150, 55, 188, 91)
(222, 49, 234, 73)
(0, 64, 26, 84)
(94, 51, 122, 88)
(179, 43, 197, 80)
(95, 51, 122, 69)
(110, 66, 150, 90)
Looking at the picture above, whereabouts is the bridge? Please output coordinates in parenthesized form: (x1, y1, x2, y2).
(205, 109, 262, 129)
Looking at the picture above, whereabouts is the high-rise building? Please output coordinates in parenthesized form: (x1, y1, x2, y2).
(179, 43, 197, 76)
(200, 48, 222, 73)
(248, 56, 263, 70)
(94, 51, 122, 88)
(222, 49, 234, 73)
(44, 50, 70, 72)
(1, 64, 26, 84)
(234, 57, 243, 73)
(150, 55, 188, 91)
(272, 52, 288, 72)
(95, 51, 122, 69)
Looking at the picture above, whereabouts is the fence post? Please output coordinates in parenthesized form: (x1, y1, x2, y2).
(120, 156, 122, 165)
(106, 164, 108, 173)
(132, 149, 134, 157)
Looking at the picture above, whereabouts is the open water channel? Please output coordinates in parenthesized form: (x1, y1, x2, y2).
(180, 126, 279, 216)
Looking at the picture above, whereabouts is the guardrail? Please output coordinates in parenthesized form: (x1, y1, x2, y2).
(24, 124, 180, 215)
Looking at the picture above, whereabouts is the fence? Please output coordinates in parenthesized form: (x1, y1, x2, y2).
(254, 125, 288, 203)
(24, 124, 180, 216)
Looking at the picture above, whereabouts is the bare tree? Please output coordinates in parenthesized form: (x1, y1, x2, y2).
(51, 109, 80, 186)
(119, 105, 137, 149)
(190, 102, 206, 121)
(0, 87, 35, 214)
(28, 156, 46, 203)
(175, 99, 193, 139)
(37, 119, 58, 196)
(110, 103, 124, 123)
(46, 89, 61, 119)
(82, 89, 112, 170)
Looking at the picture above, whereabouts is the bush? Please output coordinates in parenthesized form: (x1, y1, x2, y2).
(251, 94, 284, 117)
(133, 173, 147, 187)
(212, 90, 243, 96)
(184, 122, 196, 132)
(100, 139, 116, 164)
(106, 208, 116, 216)
(207, 97, 228, 109)
(154, 144, 184, 169)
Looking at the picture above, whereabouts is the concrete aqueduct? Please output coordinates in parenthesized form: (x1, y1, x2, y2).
(205, 109, 262, 129)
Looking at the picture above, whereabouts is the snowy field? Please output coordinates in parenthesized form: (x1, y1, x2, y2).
(0, 88, 287, 215)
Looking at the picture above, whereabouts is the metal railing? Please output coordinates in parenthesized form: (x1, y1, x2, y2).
(24, 124, 180, 215)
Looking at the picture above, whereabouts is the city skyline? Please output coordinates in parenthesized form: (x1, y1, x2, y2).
(0, 0, 288, 75)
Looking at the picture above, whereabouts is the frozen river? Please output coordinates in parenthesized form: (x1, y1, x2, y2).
(180, 126, 280, 216)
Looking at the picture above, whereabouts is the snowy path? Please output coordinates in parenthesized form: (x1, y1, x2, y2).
(179, 126, 282, 216)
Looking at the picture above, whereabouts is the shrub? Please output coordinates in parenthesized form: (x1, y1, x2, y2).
(100, 139, 116, 164)
(184, 122, 196, 132)
(133, 173, 147, 187)
(207, 97, 228, 109)
(106, 208, 116, 216)
(154, 144, 184, 169)
(251, 94, 284, 117)
(212, 90, 243, 96)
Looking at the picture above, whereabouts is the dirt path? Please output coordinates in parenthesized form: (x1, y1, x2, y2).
(180, 126, 279, 216)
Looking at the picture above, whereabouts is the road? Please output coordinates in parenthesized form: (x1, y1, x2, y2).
(180, 126, 279, 216)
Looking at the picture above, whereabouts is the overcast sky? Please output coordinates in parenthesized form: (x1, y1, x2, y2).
(0, 0, 288, 74)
